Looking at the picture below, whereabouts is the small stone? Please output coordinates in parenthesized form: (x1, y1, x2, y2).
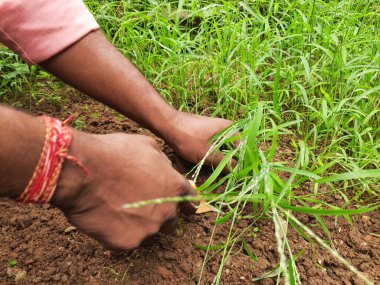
(64, 226, 77, 233)
(88, 276, 100, 285)
(179, 260, 191, 274)
(362, 215, 370, 222)
(18, 216, 33, 228)
(52, 274, 61, 281)
(6, 267, 14, 277)
(7, 267, 27, 282)
(238, 220, 249, 228)
(240, 276, 246, 280)
(103, 251, 112, 258)
(32, 277, 43, 284)
(10, 217, 17, 226)
(225, 269, 230, 274)
(158, 239, 171, 250)
(156, 266, 173, 278)
(42, 203, 50, 210)
(163, 252, 176, 260)
(25, 259, 34, 265)
(15, 270, 26, 282)
(44, 267, 56, 276)
(61, 275, 69, 282)
(225, 256, 232, 266)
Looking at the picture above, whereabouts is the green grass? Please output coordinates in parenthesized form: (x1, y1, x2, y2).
(123, 104, 379, 284)
(1, 0, 379, 284)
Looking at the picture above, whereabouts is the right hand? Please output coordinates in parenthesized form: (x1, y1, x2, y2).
(52, 131, 196, 251)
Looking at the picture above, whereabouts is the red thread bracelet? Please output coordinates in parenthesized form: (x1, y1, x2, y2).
(17, 115, 88, 204)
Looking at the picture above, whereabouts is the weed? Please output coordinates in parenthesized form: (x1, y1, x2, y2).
(7, 259, 17, 268)
(1, 0, 379, 284)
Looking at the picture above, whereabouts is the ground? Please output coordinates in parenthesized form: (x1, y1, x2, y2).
(0, 90, 379, 284)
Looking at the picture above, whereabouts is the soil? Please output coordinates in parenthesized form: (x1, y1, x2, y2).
(1, 89, 379, 284)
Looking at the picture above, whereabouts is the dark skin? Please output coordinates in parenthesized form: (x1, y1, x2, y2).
(0, 106, 196, 250)
(40, 30, 233, 167)
(0, 30, 233, 251)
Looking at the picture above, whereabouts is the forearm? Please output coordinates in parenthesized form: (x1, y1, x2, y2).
(40, 30, 177, 142)
(0, 105, 45, 199)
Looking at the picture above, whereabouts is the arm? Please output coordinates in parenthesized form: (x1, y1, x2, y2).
(0, 0, 234, 168)
(40, 30, 234, 167)
(0, 105, 195, 250)
(40, 30, 177, 142)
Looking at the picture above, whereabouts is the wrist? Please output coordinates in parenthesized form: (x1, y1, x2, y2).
(144, 106, 179, 143)
(157, 110, 194, 152)
(51, 129, 91, 211)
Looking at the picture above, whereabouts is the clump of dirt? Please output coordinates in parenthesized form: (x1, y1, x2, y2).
(1, 90, 379, 284)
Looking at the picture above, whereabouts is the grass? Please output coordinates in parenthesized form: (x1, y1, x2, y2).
(1, 0, 379, 284)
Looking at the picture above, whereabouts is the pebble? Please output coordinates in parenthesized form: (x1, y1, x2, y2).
(64, 226, 77, 233)
(163, 252, 176, 260)
(238, 220, 249, 228)
(52, 273, 61, 281)
(156, 266, 173, 278)
(362, 215, 371, 222)
(103, 251, 112, 258)
(7, 267, 27, 281)
(42, 203, 50, 210)
(25, 259, 35, 265)
(33, 277, 43, 284)
(225, 256, 232, 266)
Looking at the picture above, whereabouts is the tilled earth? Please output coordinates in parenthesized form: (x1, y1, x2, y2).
(1, 90, 379, 284)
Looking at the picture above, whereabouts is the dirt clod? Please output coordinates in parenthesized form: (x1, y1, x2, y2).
(156, 266, 173, 278)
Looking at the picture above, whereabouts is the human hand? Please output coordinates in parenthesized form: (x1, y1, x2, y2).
(164, 111, 237, 171)
(52, 131, 196, 251)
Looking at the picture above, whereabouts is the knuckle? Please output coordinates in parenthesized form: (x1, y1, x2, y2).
(171, 176, 188, 196)
(145, 223, 161, 236)
(105, 237, 139, 251)
(124, 239, 142, 250)
(143, 136, 158, 147)
(160, 204, 177, 221)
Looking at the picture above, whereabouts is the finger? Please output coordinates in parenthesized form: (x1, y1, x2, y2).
(206, 150, 237, 174)
(179, 201, 197, 215)
(159, 151, 172, 166)
(159, 216, 178, 234)
(232, 132, 242, 149)
(178, 179, 197, 215)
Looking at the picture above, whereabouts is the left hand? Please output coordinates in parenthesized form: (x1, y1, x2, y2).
(164, 111, 237, 171)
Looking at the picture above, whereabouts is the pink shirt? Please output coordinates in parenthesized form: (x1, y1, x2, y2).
(0, 0, 99, 64)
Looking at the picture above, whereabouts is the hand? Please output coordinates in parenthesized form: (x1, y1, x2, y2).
(164, 111, 237, 170)
(52, 131, 196, 251)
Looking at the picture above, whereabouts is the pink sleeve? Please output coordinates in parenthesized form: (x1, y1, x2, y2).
(0, 0, 100, 64)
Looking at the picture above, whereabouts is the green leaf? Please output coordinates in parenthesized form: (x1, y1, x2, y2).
(193, 243, 225, 251)
(279, 204, 379, 216)
(242, 237, 258, 261)
(316, 170, 380, 183)
(215, 210, 235, 225)
(273, 60, 281, 114)
(197, 153, 232, 192)
(320, 86, 334, 108)
(7, 259, 17, 267)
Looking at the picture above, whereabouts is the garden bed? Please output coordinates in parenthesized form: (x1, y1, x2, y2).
(0, 91, 379, 284)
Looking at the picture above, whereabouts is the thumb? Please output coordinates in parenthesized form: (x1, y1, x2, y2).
(178, 179, 198, 215)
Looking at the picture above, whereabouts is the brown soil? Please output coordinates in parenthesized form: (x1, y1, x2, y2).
(1, 90, 379, 285)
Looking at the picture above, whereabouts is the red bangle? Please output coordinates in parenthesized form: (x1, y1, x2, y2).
(17, 115, 88, 204)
